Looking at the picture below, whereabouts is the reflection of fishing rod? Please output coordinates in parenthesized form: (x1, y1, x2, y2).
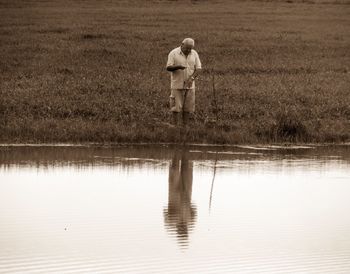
(209, 150, 218, 213)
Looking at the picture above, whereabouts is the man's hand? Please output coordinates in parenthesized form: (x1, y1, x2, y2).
(166, 65, 186, 72)
(177, 65, 186, 70)
(184, 78, 194, 89)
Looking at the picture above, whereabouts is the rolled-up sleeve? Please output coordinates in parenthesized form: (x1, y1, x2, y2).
(166, 51, 174, 68)
(195, 52, 202, 69)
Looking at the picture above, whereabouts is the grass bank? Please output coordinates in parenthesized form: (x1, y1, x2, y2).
(0, 0, 349, 144)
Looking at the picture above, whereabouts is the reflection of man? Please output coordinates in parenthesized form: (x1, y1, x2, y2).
(163, 149, 197, 247)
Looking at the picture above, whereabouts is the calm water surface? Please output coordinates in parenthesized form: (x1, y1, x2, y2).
(0, 144, 350, 274)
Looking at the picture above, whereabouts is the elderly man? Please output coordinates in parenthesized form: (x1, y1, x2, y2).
(166, 38, 202, 126)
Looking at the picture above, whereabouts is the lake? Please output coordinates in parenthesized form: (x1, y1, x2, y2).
(1, 144, 349, 274)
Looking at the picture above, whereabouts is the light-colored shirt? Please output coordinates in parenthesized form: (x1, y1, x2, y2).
(166, 47, 202, 89)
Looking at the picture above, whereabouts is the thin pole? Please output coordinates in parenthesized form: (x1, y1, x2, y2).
(212, 70, 219, 122)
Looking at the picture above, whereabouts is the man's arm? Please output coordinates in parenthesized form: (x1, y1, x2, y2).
(191, 51, 202, 79)
(166, 65, 186, 72)
(166, 51, 186, 72)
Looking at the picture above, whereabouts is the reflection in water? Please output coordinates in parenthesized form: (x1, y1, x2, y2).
(1, 145, 350, 273)
(164, 149, 197, 248)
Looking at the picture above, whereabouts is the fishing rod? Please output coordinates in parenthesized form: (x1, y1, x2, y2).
(180, 83, 189, 146)
(180, 70, 197, 146)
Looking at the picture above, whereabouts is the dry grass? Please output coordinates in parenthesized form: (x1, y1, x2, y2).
(0, 0, 349, 144)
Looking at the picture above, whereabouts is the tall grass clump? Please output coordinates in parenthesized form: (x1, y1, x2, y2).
(258, 108, 310, 142)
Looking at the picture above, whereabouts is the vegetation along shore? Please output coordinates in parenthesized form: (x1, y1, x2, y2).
(0, 0, 349, 144)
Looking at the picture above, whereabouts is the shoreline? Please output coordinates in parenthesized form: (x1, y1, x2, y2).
(0, 142, 349, 148)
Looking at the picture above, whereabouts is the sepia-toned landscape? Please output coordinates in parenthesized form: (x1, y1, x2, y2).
(1, 2, 350, 273)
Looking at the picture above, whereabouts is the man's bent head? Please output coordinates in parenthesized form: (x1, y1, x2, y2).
(181, 38, 195, 56)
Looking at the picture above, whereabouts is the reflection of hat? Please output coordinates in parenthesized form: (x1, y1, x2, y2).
(163, 204, 197, 247)
(182, 38, 194, 47)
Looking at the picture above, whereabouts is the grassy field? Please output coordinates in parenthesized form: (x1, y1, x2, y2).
(0, 0, 349, 144)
